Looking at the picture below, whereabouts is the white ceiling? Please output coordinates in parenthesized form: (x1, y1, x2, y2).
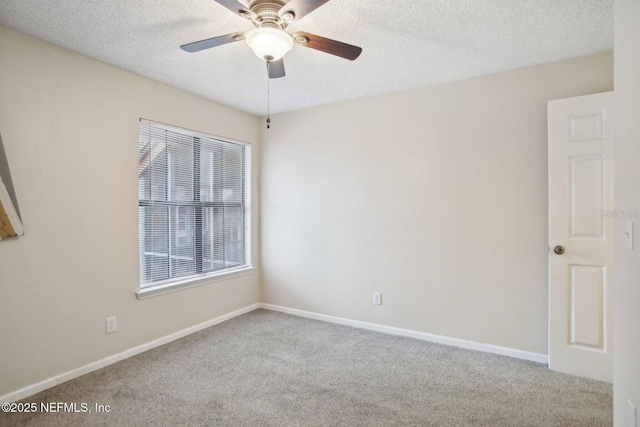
(0, 0, 613, 116)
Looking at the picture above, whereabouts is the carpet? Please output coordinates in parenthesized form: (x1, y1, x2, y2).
(0, 309, 612, 426)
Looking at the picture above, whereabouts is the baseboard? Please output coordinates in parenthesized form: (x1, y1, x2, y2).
(0, 303, 261, 404)
(2, 301, 548, 403)
(260, 303, 549, 364)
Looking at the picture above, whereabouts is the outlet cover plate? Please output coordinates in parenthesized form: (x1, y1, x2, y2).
(373, 292, 382, 305)
(106, 316, 117, 334)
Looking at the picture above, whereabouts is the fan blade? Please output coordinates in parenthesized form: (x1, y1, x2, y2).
(267, 59, 286, 79)
(293, 32, 362, 60)
(180, 33, 244, 53)
(279, 0, 331, 22)
(212, 0, 254, 18)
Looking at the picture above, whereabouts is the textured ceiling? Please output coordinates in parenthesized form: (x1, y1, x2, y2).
(0, 0, 613, 116)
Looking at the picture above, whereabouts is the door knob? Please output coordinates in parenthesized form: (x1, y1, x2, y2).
(553, 246, 565, 255)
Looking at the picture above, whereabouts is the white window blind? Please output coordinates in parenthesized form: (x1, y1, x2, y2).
(138, 120, 251, 289)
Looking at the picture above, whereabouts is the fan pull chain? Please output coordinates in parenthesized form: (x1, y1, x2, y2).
(266, 62, 271, 129)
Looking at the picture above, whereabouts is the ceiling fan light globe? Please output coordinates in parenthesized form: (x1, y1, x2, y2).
(246, 27, 293, 62)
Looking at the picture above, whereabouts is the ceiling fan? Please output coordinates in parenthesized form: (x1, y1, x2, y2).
(180, 0, 363, 79)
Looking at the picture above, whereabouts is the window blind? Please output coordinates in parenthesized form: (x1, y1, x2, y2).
(138, 120, 250, 288)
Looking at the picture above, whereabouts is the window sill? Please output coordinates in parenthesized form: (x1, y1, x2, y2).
(136, 266, 256, 300)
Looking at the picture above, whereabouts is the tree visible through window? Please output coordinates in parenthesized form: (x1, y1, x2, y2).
(138, 120, 251, 288)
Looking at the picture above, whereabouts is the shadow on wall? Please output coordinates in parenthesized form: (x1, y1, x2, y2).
(0, 131, 24, 240)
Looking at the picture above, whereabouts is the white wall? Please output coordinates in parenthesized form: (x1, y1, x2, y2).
(0, 27, 261, 397)
(614, 0, 640, 425)
(261, 52, 613, 355)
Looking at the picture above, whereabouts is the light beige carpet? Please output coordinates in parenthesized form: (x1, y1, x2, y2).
(1, 309, 612, 426)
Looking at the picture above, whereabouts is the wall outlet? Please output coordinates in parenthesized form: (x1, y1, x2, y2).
(106, 316, 117, 334)
(373, 292, 382, 305)
(628, 400, 638, 427)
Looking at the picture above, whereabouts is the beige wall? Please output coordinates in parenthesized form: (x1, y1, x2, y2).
(0, 21, 621, 401)
(261, 52, 613, 355)
(614, 1, 640, 425)
(0, 27, 261, 397)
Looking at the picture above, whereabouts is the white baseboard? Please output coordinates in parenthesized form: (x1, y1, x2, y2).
(0, 303, 261, 404)
(2, 301, 548, 403)
(260, 303, 549, 365)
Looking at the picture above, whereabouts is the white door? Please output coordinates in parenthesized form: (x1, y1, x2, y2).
(548, 92, 614, 383)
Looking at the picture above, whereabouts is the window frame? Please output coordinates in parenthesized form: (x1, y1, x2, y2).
(136, 119, 253, 300)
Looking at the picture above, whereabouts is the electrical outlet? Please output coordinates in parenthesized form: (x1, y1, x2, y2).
(106, 316, 117, 334)
(628, 400, 637, 427)
(373, 292, 382, 305)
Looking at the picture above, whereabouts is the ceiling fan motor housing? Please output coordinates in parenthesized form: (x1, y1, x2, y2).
(247, 1, 289, 29)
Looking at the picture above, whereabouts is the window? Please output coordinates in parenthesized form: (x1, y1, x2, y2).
(138, 120, 251, 292)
